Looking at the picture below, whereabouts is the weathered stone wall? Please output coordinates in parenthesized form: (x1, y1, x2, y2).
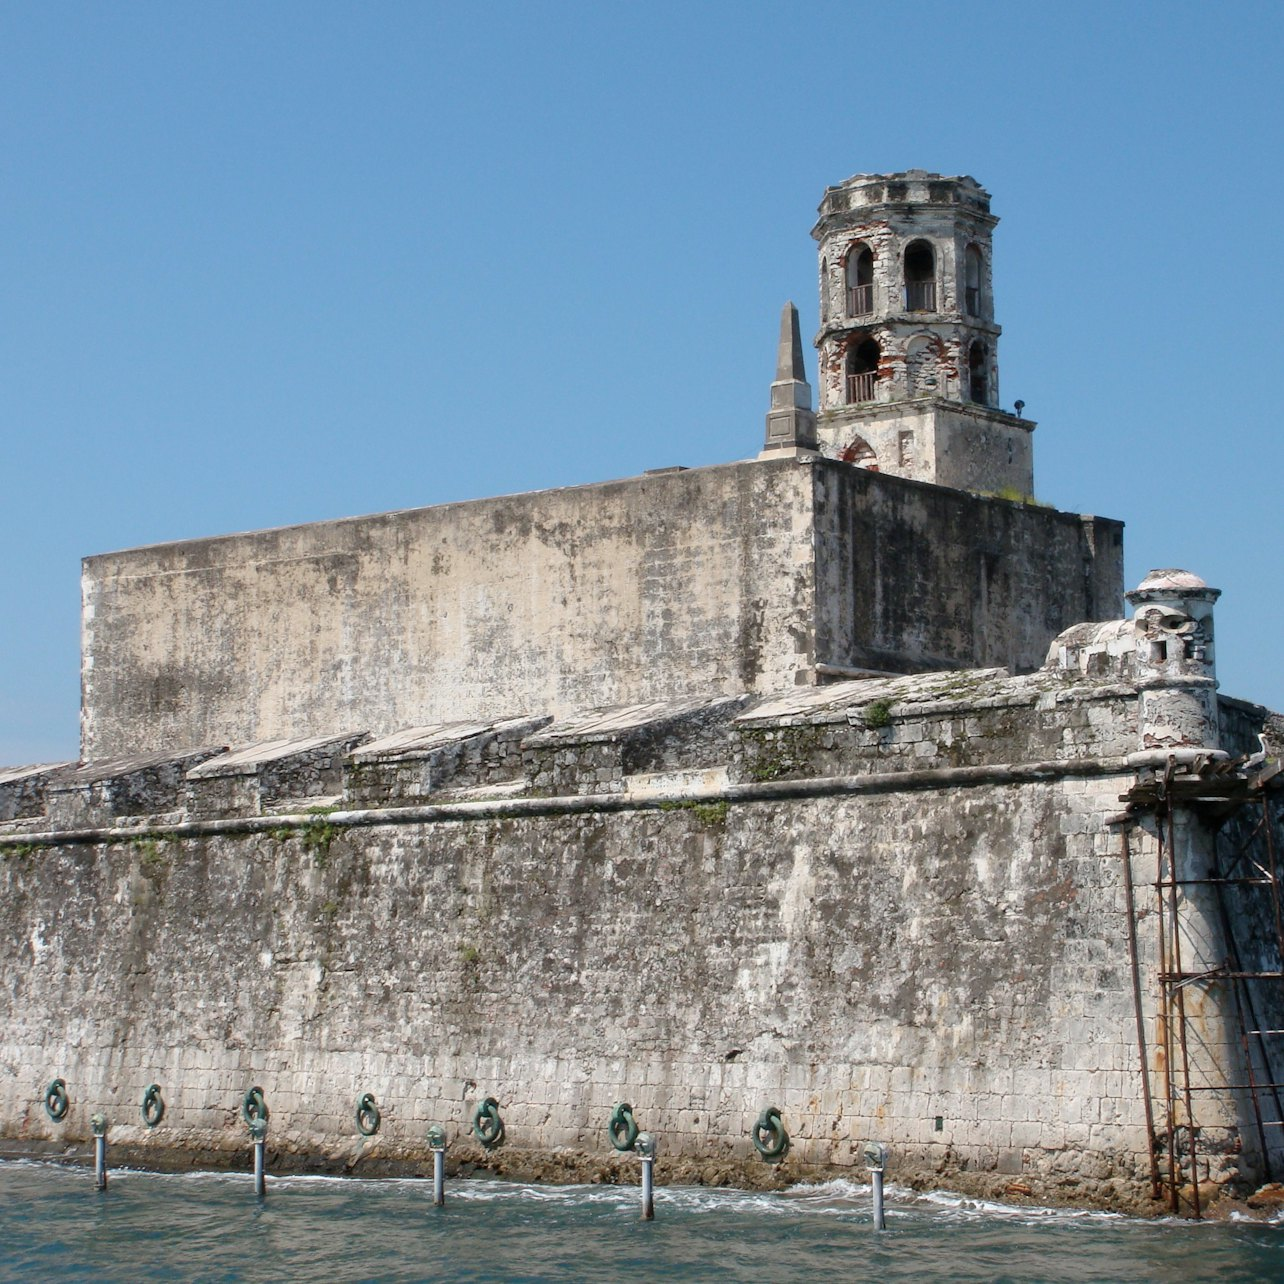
(81, 461, 817, 758)
(814, 400, 1036, 498)
(79, 458, 1124, 760)
(810, 464, 1124, 677)
(0, 768, 1152, 1204)
(5, 665, 1277, 1210)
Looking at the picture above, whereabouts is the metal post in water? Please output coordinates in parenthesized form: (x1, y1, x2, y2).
(863, 1141, 887, 1230)
(636, 1131, 657, 1220)
(426, 1125, 447, 1207)
(250, 1117, 268, 1198)
(91, 1114, 108, 1191)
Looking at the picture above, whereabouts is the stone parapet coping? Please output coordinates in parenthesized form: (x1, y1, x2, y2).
(0, 754, 1133, 849)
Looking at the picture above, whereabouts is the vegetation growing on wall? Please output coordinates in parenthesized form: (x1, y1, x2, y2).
(740, 726, 821, 782)
(863, 700, 894, 730)
(659, 799, 730, 827)
(269, 806, 342, 867)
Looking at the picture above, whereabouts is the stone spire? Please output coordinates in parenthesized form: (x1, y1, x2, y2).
(762, 301, 817, 454)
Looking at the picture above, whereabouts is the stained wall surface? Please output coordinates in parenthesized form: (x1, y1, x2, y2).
(5, 668, 1277, 1208)
(80, 458, 1123, 759)
(81, 461, 817, 758)
(811, 464, 1124, 676)
(0, 766, 1151, 1200)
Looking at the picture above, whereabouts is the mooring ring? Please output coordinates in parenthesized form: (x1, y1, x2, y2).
(356, 1092, 381, 1137)
(608, 1102, 639, 1152)
(752, 1106, 789, 1161)
(242, 1085, 269, 1126)
(472, 1097, 505, 1149)
(141, 1083, 165, 1127)
(44, 1078, 69, 1122)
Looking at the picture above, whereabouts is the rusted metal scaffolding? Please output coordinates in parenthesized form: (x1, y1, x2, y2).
(1119, 756, 1284, 1217)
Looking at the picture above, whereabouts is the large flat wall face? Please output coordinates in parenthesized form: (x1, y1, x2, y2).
(931, 405, 1035, 495)
(0, 777, 1154, 1205)
(81, 462, 817, 758)
(815, 402, 1035, 498)
(810, 462, 1124, 676)
(79, 457, 1123, 761)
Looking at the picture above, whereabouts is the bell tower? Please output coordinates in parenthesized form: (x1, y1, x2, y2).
(812, 170, 1034, 494)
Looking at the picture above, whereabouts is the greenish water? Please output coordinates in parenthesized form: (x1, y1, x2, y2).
(1, 1161, 1280, 1282)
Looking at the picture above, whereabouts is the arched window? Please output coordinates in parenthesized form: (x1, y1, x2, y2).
(846, 337, 880, 403)
(820, 258, 829, 321)
(968, 339, 988, 405)
(964, 245, 983, 316)
(846, 244, 874, 316)
(904, 241, 936, 311)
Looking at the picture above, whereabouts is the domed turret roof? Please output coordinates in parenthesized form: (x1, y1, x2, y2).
(1134, 568, 1208, 593)
(1126, 568, 1221, 605)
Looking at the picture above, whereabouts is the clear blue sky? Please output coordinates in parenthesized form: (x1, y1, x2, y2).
(2, 0, 1281, 764)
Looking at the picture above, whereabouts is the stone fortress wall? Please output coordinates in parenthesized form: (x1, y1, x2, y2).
(79, 458, 1121, 760)
(0, 670, 1194, 1199)
(2, 650, 1281, 1211)
(4, 170, 1282, 1216)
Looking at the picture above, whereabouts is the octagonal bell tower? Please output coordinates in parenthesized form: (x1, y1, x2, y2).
(812, 170, 1034, 494)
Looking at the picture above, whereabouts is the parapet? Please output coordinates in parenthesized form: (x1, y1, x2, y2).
(346, 717, 549, 807)
(0, 762, 76, 822)
(1, 665, 1190, 836)
(815, 170, 993, 223)
(44, 747, 224, 829)
(186, 732, 371, 818)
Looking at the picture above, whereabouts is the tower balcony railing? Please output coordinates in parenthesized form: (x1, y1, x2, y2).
(846, 284, 873, 316)
(846, 371, 877, 403)
(905, 281, 937, 311)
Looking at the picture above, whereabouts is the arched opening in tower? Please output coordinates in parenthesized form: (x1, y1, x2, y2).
(904, 241, 936, 312)
(846, 245, 874, 316)
(965, 245, 983, 317)
(968, 339, 989, 405)
(846, 337, 880, 404)
(838, 434, 878, 469)
(906, 335, 942, 396)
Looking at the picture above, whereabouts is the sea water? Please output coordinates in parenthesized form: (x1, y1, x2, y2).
(0, 1161, 1280, 1282)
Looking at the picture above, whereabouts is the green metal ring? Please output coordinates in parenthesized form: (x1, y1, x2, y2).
(242, 1085, 269, 1126)
(356, 1092, 381, 1137)
(472, 1097, 505, 1150)
(141, 1083, 165, 1127)
(44, 1078, 69, 1122)
(752, 1106, 789, 1161)
(608, 1102, 639, 1152)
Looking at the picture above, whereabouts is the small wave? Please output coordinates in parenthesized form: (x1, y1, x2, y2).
(783, 1176, 871, 1199)
(1229, 1207, 1284, 1226)
(0, 1157, 1248, 1234)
